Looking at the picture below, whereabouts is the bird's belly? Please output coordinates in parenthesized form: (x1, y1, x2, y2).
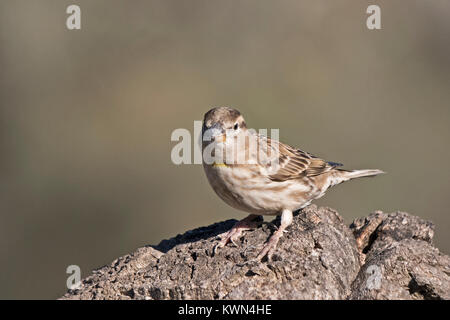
(204, 165, 314, 215)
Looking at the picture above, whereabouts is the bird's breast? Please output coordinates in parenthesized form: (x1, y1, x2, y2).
(203, 164, 315, 214)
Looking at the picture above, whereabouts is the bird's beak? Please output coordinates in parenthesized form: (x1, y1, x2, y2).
(206, 123, 226, 143)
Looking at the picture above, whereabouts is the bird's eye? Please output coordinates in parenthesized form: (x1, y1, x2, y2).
(233, 123, 239, 130)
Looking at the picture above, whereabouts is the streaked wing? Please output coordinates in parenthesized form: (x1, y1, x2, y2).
(258, 136, 341, 182)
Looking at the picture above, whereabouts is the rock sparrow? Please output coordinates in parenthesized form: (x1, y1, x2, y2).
(202, 107, 383, 260)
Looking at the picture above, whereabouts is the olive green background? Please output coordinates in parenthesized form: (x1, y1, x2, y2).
(1, 1, 449, 299)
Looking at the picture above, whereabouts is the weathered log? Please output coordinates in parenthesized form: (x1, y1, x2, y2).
(61, 205, 449, 300)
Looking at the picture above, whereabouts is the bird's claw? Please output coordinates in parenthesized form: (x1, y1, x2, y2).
(212, 215, 262, 256)
(212, 232, 238, 256)
(255, 228, 284, 261)
(256, 243, 276, 261)
(229, 237, 239, 247)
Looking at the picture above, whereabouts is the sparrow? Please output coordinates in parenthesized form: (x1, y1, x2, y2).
(201, 106, 384, 260)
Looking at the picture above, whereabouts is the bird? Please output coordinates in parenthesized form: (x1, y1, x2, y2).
(201, 106, 384, 260)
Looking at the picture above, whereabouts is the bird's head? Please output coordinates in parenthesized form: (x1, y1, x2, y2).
(202, 107, 247, 145)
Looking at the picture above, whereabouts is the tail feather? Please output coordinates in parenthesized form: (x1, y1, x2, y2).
(336, 169, 385, 182)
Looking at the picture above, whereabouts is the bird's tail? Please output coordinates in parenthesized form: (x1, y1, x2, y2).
(340, 168, 385, 179)
(335, 168, 385, 183)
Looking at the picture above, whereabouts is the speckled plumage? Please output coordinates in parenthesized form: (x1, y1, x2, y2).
(201, 107, 384, 260)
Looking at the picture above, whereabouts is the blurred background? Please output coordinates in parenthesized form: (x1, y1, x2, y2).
(0, 0, 449, 299)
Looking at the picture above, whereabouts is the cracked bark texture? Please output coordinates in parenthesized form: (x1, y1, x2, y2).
(61, 205, 450, 300)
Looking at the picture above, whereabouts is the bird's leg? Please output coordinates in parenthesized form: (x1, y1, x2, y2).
(214, 214, 261, 253)
(257, 209, 293, 261)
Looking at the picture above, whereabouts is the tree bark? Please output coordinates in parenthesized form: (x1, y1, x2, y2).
(61, 205, 450, 300)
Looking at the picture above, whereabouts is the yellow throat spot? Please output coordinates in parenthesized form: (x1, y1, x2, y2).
(212, 162, 228, 168)
(215, 134, 226, 143)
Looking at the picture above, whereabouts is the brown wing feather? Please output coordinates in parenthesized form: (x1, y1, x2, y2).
(260, 136, 337, 182)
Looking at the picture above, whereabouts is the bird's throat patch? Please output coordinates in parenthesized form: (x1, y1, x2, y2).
(212, 162, 229, 168)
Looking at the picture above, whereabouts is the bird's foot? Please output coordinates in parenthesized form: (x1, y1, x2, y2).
(256, 209, 293, 261)
(213, 214, 261, 255)
(256, 228, 283, 261)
